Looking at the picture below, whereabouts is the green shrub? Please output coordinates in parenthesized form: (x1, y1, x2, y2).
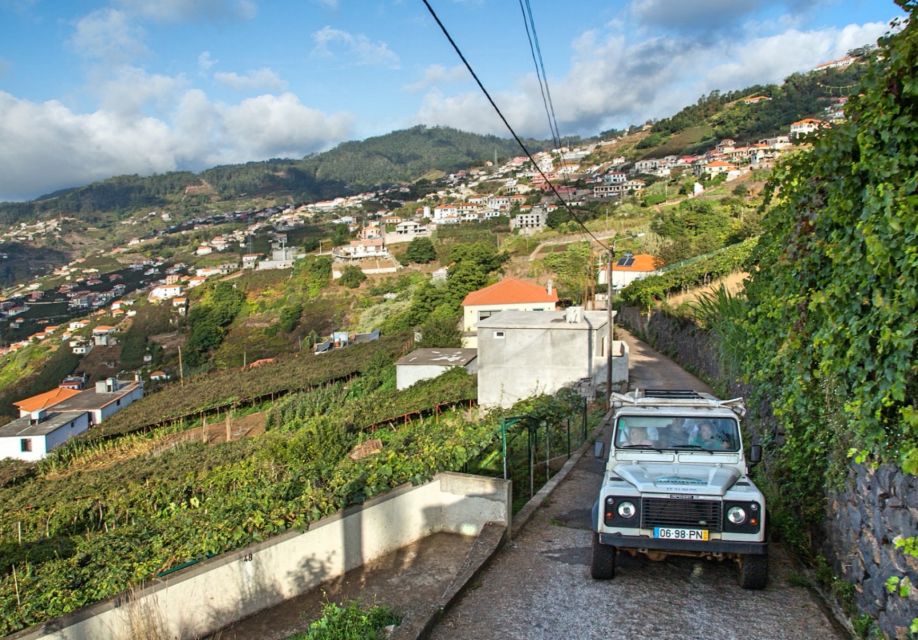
(291, 601, 399, 640)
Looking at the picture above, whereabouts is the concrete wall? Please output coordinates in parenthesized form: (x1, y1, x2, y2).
(478, 323, 613, 408)
(10, 472, 511, 640)
(396, 361, 478, 391)
(98, 386, 144, 424)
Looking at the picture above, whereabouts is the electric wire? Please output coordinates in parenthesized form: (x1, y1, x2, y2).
(420, 0, 610, 252)
(521, 0, 562, 148)
(518, 0, 560, 148)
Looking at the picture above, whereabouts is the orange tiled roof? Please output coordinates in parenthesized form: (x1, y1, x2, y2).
(615, 254, 662, 273)
(14, 387, 82, 412)
(463, 278, 559, 307)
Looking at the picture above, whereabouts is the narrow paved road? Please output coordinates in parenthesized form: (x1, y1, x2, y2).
(429, 329, 846, 640)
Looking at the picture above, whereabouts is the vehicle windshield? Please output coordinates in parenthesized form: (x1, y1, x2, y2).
(614, 415, 740, 452)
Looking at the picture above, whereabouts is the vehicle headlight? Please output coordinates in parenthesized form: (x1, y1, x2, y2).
(617, 501, 636, 519)
(727, 506, 747, 525)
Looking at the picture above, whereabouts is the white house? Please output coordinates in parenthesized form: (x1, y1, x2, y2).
(149, 285, 183, 302)
(92, 325, 117, 346)
(461, 278, 559, 349)
(790, 118, 825, 138)
(50, 378, 144, 426)
(476, 307, 628, 408)
(0, 409, 91, 461)
(597, 253, 663, 292)
(395, 348, 478, 390)
(509, 209, 547, 235)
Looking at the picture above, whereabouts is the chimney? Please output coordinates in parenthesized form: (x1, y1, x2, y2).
(30, 409, 47, 425)
(565, 306, 583, 324)
(547, 279, 553, 296)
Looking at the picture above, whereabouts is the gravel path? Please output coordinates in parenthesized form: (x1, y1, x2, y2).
(428, 329, 847, 640)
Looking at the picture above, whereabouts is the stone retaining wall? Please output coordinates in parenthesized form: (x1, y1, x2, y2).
(619, 305, 918, 638)
(827, 465, 918, 638)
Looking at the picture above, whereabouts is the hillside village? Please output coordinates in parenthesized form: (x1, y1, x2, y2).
(0, 90, 840, 458)
(1, 32, 914, 640)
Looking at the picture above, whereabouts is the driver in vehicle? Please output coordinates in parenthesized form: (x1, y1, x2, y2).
(691, 421, 729, 450)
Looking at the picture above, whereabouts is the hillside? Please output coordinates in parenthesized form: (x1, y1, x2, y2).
(634, 60, 870, 157)
(0, 126, 538, 226)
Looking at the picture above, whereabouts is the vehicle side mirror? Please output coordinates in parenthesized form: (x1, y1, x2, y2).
(593, 440, 605, 459)
(749, 444, 762, 466)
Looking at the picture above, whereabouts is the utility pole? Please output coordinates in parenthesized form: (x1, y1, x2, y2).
(605, 244, 615, 409)
(178, 346, 184, 388)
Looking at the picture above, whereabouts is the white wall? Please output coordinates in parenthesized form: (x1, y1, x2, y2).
(478, 322, 609, 408)
(13, 472, 511, 640)
(97, 385, 144, 424)
(0, 412, 90, 462)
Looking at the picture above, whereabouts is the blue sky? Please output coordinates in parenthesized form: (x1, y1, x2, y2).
(0, 0, 905, 201)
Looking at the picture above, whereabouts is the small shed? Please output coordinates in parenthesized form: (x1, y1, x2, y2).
(395, 348, 478, 390)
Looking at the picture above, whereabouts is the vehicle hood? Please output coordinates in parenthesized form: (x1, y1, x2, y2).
(616, 463, 740, 496)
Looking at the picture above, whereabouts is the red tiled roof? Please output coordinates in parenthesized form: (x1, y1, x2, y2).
(14, 387, 82, 413)
(462, 278, 559, 307)
(616, 254, 662, 272)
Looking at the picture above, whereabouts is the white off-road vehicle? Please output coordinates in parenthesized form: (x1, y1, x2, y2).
(591, 389, 768, 589)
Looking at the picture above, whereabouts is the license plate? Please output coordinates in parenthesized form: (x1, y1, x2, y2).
(653, 527, 709, 541)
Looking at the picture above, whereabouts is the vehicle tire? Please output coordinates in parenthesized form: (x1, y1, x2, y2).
(737, 554, 768, 589)
(590, 532, 616, 579)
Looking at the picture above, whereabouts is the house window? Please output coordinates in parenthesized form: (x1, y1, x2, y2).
(494, 331, 505, 339)
(478, 310, 497, 322)
(20, 438, 32, 452)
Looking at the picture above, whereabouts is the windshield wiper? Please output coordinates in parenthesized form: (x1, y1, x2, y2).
(618, 444, 666, 453)
(672, 444, 714, 454)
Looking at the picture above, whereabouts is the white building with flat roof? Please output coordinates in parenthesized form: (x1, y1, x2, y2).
(476, 308, 628, 408)
(0, 409, 91, 461)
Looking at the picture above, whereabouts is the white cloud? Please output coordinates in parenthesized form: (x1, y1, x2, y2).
(198, 51, 217, 73)
(69, 9, 148, 62)
(312, 26, 400, 69)
(214, 67, 286, 92)
(0, 92, 175, 201)
(218, 93, 352, 161)
(414, 19, 892, 137)
(115, 0, 257, 23)
(404, 63, 468, 93)
(91, 66, 188, 116)
(0, 90, 352, 201)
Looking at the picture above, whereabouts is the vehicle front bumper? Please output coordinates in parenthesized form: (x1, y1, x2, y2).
(598, 532, 767, 555)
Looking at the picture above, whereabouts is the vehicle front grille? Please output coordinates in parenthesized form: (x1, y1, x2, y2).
(641, 498, 722, 532)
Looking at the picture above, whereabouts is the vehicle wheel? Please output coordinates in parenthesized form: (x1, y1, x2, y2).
(737, 554, 768, 589)
(590, 532, 616, 579)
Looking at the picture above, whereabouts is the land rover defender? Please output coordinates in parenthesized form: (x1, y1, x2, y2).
(591, 389, 768, 589)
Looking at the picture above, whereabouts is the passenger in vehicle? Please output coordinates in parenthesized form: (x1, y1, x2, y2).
(691, 421, 728, 450)
(627, 426, 654, 446)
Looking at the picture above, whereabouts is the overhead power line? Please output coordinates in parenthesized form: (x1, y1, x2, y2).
(420, 0, 610, 252)
(518, 0, 560, 148)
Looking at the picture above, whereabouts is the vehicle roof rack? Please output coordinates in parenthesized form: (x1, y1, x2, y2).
(611, 389, 746, 416)
(642, 389, 705, 399)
